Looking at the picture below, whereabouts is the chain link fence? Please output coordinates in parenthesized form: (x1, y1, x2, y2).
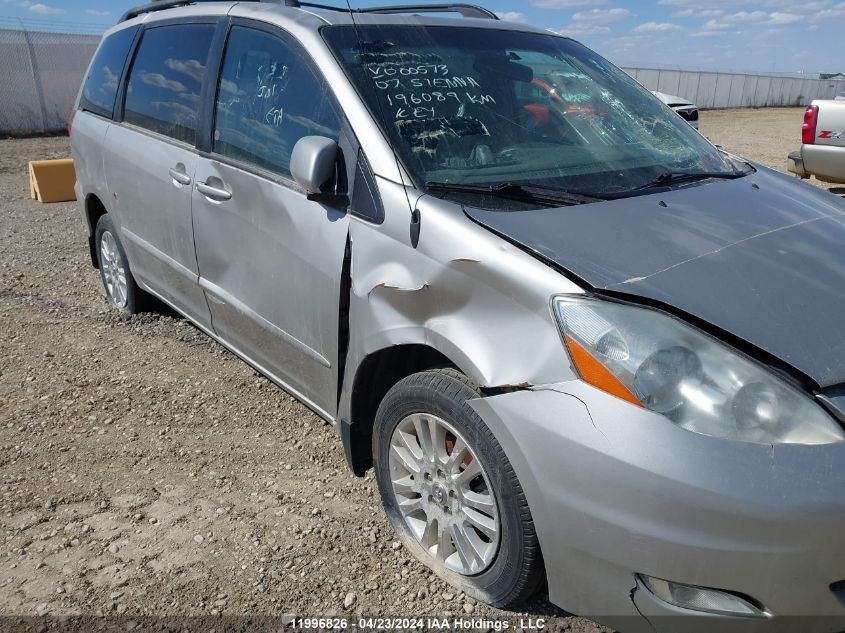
(0, 27, 100, 135)
(1, 25, 844, 135)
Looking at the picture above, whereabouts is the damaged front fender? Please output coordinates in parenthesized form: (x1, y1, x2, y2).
(343, 177, 582, 399)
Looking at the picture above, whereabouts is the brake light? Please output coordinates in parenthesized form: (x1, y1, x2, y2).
(67, 109, 76, 137)
(802, 105, 818, 145)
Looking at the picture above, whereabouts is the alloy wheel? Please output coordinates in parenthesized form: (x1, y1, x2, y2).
(388, 412, 500, 575)
(99, 230, 128, 308)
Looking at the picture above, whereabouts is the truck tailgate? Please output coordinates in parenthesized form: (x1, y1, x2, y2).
(803, 100, 845, 183)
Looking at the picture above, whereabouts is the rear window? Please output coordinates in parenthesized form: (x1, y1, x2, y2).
(80, 26, 138, 118)
(124, 24, 215, 145)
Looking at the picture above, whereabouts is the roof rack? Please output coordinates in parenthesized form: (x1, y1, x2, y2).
(120, 0, 233, 23)
(349, 4, 497, 19)
(120, 0, 498, 23)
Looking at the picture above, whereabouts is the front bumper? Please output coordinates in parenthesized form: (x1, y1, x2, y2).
(470, 382, 845, 633)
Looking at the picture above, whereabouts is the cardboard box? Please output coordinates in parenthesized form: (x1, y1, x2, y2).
(29, 158, 76, 203)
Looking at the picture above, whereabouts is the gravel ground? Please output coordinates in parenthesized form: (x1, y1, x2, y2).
(0, 107, 839, 632)
(699, 107, 842, 195)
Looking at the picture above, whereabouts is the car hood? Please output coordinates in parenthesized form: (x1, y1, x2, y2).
(464, 166, 845, 388)
(652, 91, 694, 107)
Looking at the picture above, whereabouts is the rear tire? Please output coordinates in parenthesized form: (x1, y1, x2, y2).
(373, 368, 544, 608)
(94, 215, 146, 314)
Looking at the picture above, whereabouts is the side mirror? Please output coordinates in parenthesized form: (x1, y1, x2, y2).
(290, 136, 338, 195)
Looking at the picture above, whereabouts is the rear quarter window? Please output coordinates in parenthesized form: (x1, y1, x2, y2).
(80, 26, 139, 118)
(124, 23, 216, 145)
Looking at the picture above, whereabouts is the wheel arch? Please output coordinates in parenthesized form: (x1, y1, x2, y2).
(85, 193, 109, 268)
(341, 343, 459, 476)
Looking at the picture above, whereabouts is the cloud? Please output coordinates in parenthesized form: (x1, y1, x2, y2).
(762, 0, 828, 9)
(699, 9, 805, 31)
(690, 30, 732, 37)
(572, 7, 631, 22)
(671, 8, 723, 17)
(495, 11, 526, 21)
(701, 10, 768, 30)
(768, 12, 803, 24)
(150, 101, 196, 123)
(556, 23, 612, 37)
(812, 1, 845, 21)
(532, 0, 609, 8)
(608, 34, 647, 51)
(632, 21, 682, 33)
(219, 79, 240, 96)
(164, 58, 205, 84)
(86, 9, 110, 16)
(722, 10, 768, 22)
(140, 72, 186, 93)
(29, 3, 65, 13)
(658, 0, 749, 5)
(101, 66, 118, 91)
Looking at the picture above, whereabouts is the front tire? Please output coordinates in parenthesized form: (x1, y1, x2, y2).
(373, 368, 544, 608)
(94, 215, 145, 314)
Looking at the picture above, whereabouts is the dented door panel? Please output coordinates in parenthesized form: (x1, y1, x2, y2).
(192, 158, 349, 418)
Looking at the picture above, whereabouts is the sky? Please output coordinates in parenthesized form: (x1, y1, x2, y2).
(1, 0, 843, 72)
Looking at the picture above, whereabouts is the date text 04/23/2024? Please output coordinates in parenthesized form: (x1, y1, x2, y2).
(290, 617, 548, 630)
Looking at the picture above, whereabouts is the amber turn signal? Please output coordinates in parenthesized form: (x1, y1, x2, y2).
(564, 335, 643, 407)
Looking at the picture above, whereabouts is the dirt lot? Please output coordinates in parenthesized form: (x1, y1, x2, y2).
(700, 108, 841, 195)
(0, 107, 838, 632)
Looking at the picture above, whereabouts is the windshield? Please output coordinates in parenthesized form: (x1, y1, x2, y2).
(323, 25, 738, 203)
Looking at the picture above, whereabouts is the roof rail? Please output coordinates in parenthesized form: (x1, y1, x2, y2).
(351, 4, 498, 19)
(121, 0, 225, 23)
(120, 0, 498, 23)
(294, 2, 497, 19)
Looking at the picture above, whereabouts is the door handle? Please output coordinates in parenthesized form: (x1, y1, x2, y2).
(168, 166, 192, 186)
(196, 181, 232, 201)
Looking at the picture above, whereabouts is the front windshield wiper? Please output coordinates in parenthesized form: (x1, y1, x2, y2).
(605, 170, 747, 199)
(425, 181, 601, 207)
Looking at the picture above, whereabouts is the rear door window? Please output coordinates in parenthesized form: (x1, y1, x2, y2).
(80, 26, 139, 118)
(213, 25, 340, 179)
(124, 23, 215, 145)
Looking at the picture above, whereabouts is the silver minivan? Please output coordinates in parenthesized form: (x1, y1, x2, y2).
(71, 2, 845, 631)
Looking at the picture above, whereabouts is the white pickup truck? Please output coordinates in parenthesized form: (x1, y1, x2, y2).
(788, 100, 845, 184)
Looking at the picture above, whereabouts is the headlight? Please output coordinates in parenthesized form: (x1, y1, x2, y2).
(553, 295, 845, 445)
